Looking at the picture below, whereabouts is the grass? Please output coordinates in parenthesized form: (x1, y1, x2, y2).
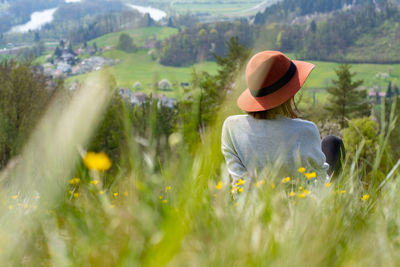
(66, 49, 218, 97)
(1, 68, 400, 266)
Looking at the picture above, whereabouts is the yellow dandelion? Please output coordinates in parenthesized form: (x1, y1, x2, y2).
(36, 195, 41, 199)
(123, 191, 129, 197)
(162, 199, 168, 204)
(215, 181, 223, 190)
(298, 167, 306, 173)
(255, 180, 265, 188)
(299, 186, 303, 190)
(361, 194, 370, 201)
(99, 190, 104, 195)
(303, 189, 311, 195)
(8, 205, 13, 210)
(69, 178, 80, 185)
(11, 195, 18, 200)
(234, 202, 239, 207)
(297, 193, 306, 198)
(304, 172, 317, 179)
(68, 190, 73, 195)
(324, 182, 332, 188)
(231, 188, 237, 193)
(159, 195, 163, 199)
(282, 177, 291, 183)
(166, 186, 172, 191)
(238, 188, 244, 193)
(90, 180, 99, 185)
(271, 183, 276, 189)
(73, 193, 79, 198)
(83, 152, 112, 171)
(213, 194, 217, 198)
(113, 192, 119, 197)
(235, 179, 246, 186)
(289, 192, 296, 197)
(110, 204, 116, 208)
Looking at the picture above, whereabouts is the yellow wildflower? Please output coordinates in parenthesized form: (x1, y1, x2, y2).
(255, 180, 265, 188)
(73, 193, 79, 198)
(303, 189, 311, 195)
(166, 186, 172, 191)
(11, 195, 18, 200)
(110, 204, 116, 208)
(289, 192, 296, 197)
(238, 188, 244, 193)
(337, 190, 346, 195)
(162, 199, 168, 204)
(234, 202, 239, 207)
(69, 178, 80, 185)
(231, 188, 237, 193)
(99, 190, 104, 195)
(90, 180, 99, 185)
(324, 182, 332, 188)
(83, 152, 112, 171)
(305, 172, 317, 179)
(361, 194, 370, 201)
(215, 181, 223, 190)
(123, 191, 129, 197)
(299, 186, 303, 190)
(235, 179, 246, 186)
(159, 195, 163, 199)
(298, 167, 306, 173)
(68, 190, 73, 195)
(113, 192, 119, 197)
(271, 183, 276, 189)
(282, 177, 291, 183)
(8, 205, 13, 210)
(297, 193, 306, 198)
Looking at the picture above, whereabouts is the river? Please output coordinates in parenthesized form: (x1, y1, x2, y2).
(127, 4, 167, 21)
(8, 1, 166, 34)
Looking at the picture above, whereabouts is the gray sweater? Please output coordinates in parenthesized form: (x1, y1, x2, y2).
(221, 115, 328, 182)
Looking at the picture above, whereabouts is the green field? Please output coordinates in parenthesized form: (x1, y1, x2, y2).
(122, 0, 275, 17)
(67, 49, 218, 97)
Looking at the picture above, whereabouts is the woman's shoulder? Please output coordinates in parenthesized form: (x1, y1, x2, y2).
(223, 115, 249, 127)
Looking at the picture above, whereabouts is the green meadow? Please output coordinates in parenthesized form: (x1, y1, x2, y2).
(67, 49, 219, 97)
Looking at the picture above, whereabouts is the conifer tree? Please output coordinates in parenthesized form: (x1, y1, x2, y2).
(326, 64, 370, 128)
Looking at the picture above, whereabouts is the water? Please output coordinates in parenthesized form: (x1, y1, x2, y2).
(127, 4, 167, 21)
(9, 8, 58, 33)
(8, 0, 82, 33)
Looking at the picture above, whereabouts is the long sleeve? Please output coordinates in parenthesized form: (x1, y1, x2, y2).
(221, 119, 248, 181)
(303, 123, 329, 181)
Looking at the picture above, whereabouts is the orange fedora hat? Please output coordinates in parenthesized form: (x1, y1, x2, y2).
(237, 51, 315, 112)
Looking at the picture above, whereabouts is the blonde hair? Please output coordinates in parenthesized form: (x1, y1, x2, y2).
(247, 97, 300, 120)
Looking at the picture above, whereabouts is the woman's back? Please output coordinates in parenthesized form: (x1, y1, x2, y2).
(222, 115, 328, 180)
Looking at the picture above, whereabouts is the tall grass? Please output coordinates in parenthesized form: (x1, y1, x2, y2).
(0, 66, 400, 267)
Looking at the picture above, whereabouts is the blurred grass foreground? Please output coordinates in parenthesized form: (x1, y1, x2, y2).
(1, 61, 400, 267)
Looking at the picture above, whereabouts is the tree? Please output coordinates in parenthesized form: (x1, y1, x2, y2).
(326, 64, 371, 128)
(117, 33, 136, 53)
(0, 60, 62, 168)
(54, 46, 62, 58)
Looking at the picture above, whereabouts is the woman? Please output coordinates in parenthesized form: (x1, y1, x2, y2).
(221, 51, 344, 184)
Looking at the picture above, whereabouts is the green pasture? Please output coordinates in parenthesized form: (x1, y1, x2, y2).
(87, 27, 178, 49)
(66, 49, 218, 97)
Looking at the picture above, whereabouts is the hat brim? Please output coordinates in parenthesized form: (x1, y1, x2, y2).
(237, 60, 315, 112)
